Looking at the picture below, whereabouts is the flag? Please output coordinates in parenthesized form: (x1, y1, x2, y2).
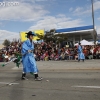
(34, 30, 44, 36)
(20, 30, 44, 42)
(20, 31, 27, 42)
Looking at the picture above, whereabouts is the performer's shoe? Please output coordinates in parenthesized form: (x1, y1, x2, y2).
(21, 77, 28, 80)
(21, 73, 28, 80)
(34, 77, 43, 81)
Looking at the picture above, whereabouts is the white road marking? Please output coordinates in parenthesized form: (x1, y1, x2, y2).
(72, 86, 100, 89)
(0, 82, 19, 85)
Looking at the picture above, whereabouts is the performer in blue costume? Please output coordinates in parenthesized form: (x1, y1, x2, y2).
(21, 31, 42, 81)
(77, 43, 85, 62)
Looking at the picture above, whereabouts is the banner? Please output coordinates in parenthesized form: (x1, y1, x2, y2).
(20, 30, 44, 42)
(20, 31, 27, 42)
(34, 30, 44, 36)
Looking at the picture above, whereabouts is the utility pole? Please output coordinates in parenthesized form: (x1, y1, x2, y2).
(91, 0, 96, 44)
(91, 0, 95, 29)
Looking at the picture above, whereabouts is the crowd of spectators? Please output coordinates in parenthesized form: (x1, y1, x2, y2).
(0, 41, 21, 62)
(34, 41, 100, 61)
(0, 41, 100, 62)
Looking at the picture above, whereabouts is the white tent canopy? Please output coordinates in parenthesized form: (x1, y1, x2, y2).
(75, 39, 94, 46)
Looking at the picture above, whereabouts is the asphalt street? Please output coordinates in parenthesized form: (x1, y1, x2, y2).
(0, 60, 100, 100)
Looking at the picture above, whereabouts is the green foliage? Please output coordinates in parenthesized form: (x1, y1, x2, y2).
(43, 31, 54, 42)
(43, 29, 68, 44)
(3, 39, 10, 46)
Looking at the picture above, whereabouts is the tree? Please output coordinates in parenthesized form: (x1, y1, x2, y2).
(42, 29, 55, 42)
(43, 29, 68, 44)
(3, 39, 11, 46)
(43, 31, 54, 42)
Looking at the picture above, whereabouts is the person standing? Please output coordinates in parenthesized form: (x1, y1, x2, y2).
(21, 31, 42, 81)
(77, 43, 85, 62)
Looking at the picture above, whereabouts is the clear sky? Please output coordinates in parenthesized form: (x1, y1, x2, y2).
(0, 0, 100, 43)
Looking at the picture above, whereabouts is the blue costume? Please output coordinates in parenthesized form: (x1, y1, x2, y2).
(77, 45, 85, 60)
(21, 39, 38, 73)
